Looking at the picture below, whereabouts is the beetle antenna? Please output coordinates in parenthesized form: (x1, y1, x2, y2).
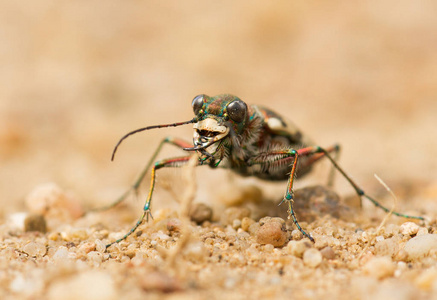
(111, 118, 197, 161)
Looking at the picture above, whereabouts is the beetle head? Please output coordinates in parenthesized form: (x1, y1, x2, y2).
(110, 94, 251, 162)
(185, 94, 249, 157)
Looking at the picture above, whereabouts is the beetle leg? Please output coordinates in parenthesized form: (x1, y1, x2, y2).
(106, 155, 197, 248)
(326, 144, 340, 187)
(297, 146, 424, 220)
(89, 136, 193, 214)
(249, 145, 423, 243)
(294, 144, 341, 188)
(283, 150, 316, 242)
(248, 149, 315, 242)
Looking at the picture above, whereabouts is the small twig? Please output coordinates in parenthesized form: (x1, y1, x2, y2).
(166, 154, 197, 270)
(373, 174, 397, 235)
(358, 174, 397, 259)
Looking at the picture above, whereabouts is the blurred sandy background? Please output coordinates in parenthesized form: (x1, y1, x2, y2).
(1, 1, 436, 217)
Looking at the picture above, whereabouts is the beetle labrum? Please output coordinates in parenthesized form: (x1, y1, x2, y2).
(103, 94, 423, 248)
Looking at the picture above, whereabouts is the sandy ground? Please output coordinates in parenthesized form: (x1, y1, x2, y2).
(1, 1, 437, 299)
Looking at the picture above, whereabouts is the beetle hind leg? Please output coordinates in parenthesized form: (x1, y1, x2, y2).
(251, 145, 424, 243)
(300, 146, 424, 221)
(294, 144, 341, 187)
(326, 144, 341, 187)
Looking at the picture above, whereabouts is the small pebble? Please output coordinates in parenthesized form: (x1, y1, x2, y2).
(403, 234, 437, 261)
(291, 229, 303, 241)
(287, 240, 312, 258)
(241, 217, 255, 232)
(256, 217, 288, 247)
(320, 246, 336, 260)
(232, 219, 242, 229)
(69, 228, 88, 240)
(394, 265, 404, 278)
(48, 232, 61, 241)
(87, 251, 103, 265)
(263, 244, 275, 252)
(395, 249, 408, 261)
(314, 235, 329, 249)
(400, 222, 420, 236)
(416, 227, 428, 236)
(78, 242, 96, 254)
(375, 235, 384, 242)
(362, 256, 395, 279)
(53, 246, 69, 262)
(23, 242, 47, 257)
(258, 216, 281, 226)
(24, 214, 47, 233)
(303, 248, 323, 268)
(7, 212, 27, 230)
(124, 249, 136, 259)
(152, 231, 170, 241)
(375, 238, 399, 258)
(25, 183, 84, 219)
(131, 251, 148, 266)
(190, 203, 213, 224)
(361, 231, 371, 243)
(3, 246, 18, 260)
(248, 222, 260, 235)
(384, 224, 400, 236)
(95, 239, 107, 253)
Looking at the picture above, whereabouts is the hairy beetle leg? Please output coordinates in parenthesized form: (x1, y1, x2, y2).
(249, 149, 315, 241)
(281, 193, 315, 242)
(275, 146, 338, 242)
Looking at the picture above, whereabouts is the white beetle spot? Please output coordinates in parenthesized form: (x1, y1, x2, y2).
(267, 118, 285, 131)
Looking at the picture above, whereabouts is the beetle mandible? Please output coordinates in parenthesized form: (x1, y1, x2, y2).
(103, 94, 423, 248)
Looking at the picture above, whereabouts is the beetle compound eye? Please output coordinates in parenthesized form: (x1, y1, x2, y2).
(192, 94, 205, 115)
(227, 100, 247, 123)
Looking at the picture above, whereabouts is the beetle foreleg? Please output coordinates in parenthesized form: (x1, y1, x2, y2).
(89, 137, 192, 214)
(106, 155, 197, 249)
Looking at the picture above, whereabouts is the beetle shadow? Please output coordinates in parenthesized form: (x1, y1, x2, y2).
(245, 185, 358, 224)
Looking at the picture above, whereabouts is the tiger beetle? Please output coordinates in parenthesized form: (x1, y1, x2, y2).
(102, 94, 423, 248)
